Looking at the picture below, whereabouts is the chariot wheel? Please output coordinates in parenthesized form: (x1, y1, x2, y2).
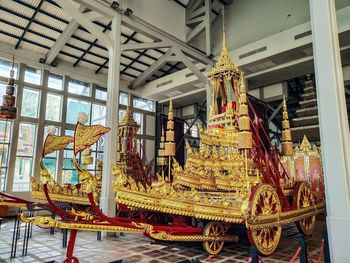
(247, 184, 282, 256)
(293, 181, 316, 236)
(202, 221, 225, 255)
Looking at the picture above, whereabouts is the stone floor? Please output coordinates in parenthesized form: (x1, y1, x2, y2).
(0, 216, 326, 263)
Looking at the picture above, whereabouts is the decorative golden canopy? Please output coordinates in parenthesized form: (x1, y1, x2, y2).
(207, 44, 243, 81)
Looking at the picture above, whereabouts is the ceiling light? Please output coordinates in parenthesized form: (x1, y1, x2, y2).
(110, 1, 120, 10)
(124, 8, 133, 16)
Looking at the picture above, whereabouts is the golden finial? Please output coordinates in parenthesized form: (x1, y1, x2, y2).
(207, 6, 242, 81)
(237, 78, 252, 149)
(222, 4, 226, 49)
(165, 98, 175, 156)
(281, 96, 293, 156)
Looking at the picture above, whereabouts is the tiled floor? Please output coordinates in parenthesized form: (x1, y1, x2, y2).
(0, 216, 327, 263)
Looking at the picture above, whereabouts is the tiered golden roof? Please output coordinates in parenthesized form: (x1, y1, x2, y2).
(207, 38, 243, 81)
(281, 96, 293, 156)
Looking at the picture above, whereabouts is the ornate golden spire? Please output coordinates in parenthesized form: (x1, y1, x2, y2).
(207, 6, 242, 81)
(237, 79, 252, 149)
(281, 96, 293, 156)
(164, 98, 175, 156)
(157, 126, 167, 166)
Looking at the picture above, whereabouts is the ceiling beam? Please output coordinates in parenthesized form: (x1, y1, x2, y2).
(132, 50, 175, 88)
(74, 21, 112, 67)
(121, 14, 213, 65)
(72, 0, 115, 19)
(15, 0, 44, 49)
(158, 87, 206, 103)
(55, 0, 112, 50)
(172, 48, 208, 84)
(121, 41, 171, 52)
(46, 9, 103, 64)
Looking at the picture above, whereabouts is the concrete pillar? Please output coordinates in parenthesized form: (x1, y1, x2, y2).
(310, 0, 350, 262)
(100, 14, 121, 217)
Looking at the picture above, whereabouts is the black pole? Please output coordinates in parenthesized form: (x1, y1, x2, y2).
(299, 237, 309, 263)
(249, 246, 259, 263)
(323, 231, 331, 263)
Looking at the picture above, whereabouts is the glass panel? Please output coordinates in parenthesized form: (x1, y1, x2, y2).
(62, 149, 78, 185)
(24, 66, 42, 85)
(62, 170, 78, 185)
(119, 92, 128, 105)
(133, 112, 143, 135)
(66, 98, 91, 124)
(119, 109, 126, 121)
(0, 120, 11, 191)
(0, 83, 7, 105)
(46, 93, 62, 122)
(133, 96, 155, 112)
(42, 158, 57, 179)
(13, 123, 36, 191)
(42, 126, 60, 179)
(48, 73, 63, 90)
(16, 123, 36, 157)
(0, 59, 18, 79)
(91, 104, 106, 126)
(13, 157, 33, 191)
(95, 86, 107, 101)
(21, 88, 40, 118)
(68, 78, 91, 96)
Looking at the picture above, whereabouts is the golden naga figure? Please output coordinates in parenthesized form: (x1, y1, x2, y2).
(113, 33, 326, 256)
(31, 117, 110, 205)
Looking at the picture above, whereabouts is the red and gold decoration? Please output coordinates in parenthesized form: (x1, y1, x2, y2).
(24, 19, 326, 262)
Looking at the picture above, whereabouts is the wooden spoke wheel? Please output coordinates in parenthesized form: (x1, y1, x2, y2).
(247, 184, 282, 256)
(293, 181, 316, 236)
(202, 222, 225, 255)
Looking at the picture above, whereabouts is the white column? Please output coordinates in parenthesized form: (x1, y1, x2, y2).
(100, 14, 121, 217)
(310, 0, 350, 262)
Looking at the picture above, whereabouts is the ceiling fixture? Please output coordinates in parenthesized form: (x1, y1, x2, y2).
(110, 1, 133, 16)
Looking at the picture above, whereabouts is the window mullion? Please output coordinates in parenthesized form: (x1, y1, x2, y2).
(33, 69, 48, 181)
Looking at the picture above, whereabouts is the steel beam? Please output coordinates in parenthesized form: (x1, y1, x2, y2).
(267, 100, 284, 124)
(158, 87, 206, 103)
(46, 8, 103, 64)
(172, 49, 208, 84)
(72, 0, 115, 19)
(55, 0, 112, 50)
(132, 50, 175, 88)
(121, 15, 212, 65)
(121, 41, 171, 52)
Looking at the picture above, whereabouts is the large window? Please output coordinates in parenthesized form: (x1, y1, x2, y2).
(13, 123, 37, 191)
(68, 78, 90, 97)
(21, 88, 40, 118)
(0, 59, 18, 79)
(0, 60, 128, 192)
(24, 66, 42, 85)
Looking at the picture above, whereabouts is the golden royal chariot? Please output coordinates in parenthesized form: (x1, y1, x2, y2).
(20, 40, 326, 262)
